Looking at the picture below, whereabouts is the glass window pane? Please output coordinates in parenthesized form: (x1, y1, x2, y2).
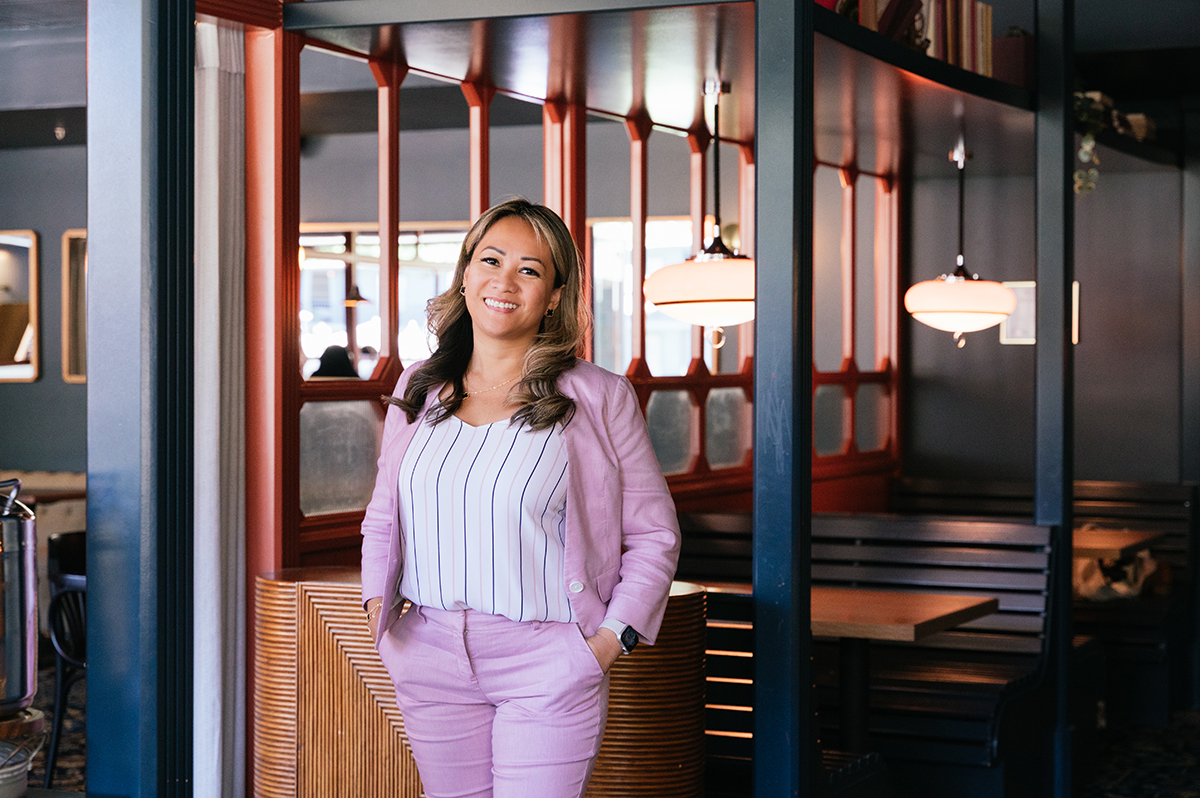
(592, 219, 696, 377)
(813, 384, 847, 456)
(299, 400, 384, 516)
(300, 256, 349, 378)
(646, 389, 697, 475)
(813, 166, 845, 372)
(855, 383, 888, 453)
(644, 220, 696, 377)
(855, 177, 877, 371)
(591, 220, 634, 375)
(706, 387, 751, 469)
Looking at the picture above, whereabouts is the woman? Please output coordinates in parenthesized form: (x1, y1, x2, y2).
(361, 198, 681, 798)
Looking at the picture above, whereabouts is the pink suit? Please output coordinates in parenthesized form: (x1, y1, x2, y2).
(361, 359, 681, 797)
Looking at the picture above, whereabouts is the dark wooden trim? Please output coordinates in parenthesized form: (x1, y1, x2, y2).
(0, 107, 86, 149)
(156, 1, 196, 790)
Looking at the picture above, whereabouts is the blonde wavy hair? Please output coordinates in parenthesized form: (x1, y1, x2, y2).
(390, 198, 591, 430)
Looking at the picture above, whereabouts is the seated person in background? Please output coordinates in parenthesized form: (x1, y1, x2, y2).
(310, 345, 359, 378)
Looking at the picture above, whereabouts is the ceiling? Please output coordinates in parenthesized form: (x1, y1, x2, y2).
(297, 3, 757, 142)
(0, 0, 84, 29)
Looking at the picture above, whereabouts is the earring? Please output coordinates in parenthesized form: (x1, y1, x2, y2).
(545, 307, 555, 318)
(460, 286, 466, 295)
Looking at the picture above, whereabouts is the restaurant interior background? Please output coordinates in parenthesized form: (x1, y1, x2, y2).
(1, 0, 1199, 795)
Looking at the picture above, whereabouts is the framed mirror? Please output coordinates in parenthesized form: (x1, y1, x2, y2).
(0, 231, 38, 382)
(62, 229, 86, 382)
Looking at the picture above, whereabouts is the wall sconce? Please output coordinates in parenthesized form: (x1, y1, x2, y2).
(904, 136, 1015, 347)
(643, 80, 755, 330)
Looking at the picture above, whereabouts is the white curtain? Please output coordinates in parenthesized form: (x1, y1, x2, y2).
(194, 20, 246, 798)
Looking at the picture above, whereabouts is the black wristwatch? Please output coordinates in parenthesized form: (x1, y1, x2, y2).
(619, 625, 640, 655)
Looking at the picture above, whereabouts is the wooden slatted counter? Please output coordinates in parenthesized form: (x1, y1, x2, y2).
(254, 568, 706, 797)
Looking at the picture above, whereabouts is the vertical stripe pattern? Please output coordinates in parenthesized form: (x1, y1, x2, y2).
(398, 416, 573, 623)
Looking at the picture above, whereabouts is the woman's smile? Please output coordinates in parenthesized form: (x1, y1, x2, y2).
(462, 215, 562, 345)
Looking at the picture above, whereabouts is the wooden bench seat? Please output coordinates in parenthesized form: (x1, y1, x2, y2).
(811, 513, 1055, 793)
(678, 510, 1060, 796)
(892, 477, 1199, 725)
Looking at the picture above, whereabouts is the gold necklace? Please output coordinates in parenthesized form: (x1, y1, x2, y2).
(462, 373, 520, 399)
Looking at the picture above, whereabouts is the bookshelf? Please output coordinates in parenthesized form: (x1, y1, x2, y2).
(814, 4, 1034, 112)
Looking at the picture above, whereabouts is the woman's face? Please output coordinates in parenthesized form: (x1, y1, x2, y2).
(462, 215, 563, 348)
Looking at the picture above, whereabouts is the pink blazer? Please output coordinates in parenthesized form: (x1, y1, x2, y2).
(361, 359, 681, 646)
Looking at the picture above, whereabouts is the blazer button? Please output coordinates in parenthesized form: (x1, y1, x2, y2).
(568, 580, 585, 593)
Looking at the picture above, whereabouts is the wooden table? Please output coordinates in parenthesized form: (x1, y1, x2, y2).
(812, 586, 999, 752)
(1073, 528, 1164, 560)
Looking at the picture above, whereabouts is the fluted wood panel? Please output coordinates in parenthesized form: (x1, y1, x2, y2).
(587, 582, 707, 798)
(299, 581, 423, 797)
(254, 572, 299, 798)
(255, 570, 706, 798)
(254, 569, 423, 798)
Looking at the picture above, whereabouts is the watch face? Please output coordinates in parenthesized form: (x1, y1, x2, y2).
(620, 626, 639, 652)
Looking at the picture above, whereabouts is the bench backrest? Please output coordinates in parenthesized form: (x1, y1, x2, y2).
(677, 511, 754, 584)
(812, 513, 1054, 657)
(892, 478, 1198, 571)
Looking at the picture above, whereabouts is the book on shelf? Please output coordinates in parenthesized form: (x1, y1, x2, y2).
(878, 0, 922, 40)
(827, 0, 993, 77)
(993, 29, 1033, 89)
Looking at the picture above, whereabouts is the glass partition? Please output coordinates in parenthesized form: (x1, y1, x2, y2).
(299, 225, 461, 379)
(0, 231, 38, 382)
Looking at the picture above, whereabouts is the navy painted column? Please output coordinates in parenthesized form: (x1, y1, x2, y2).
(87, 1, 194, 795)
(754, 0, 815, 795)
(1034, 0, 1074, 794)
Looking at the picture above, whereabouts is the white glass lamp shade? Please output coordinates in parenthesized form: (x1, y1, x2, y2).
(643, 254, 755, 327)
(904, 274, 1016, 334)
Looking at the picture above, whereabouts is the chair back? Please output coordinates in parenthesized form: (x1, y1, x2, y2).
(48, 588, 86, 670)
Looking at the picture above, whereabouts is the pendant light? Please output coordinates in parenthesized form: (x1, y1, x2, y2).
(643, 80, 755, 329)
(903, 137, 1015, 347)
(344, 284, 369, 307)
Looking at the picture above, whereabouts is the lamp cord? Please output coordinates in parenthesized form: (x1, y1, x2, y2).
(952, 135, 968, 276)
(712, 94, 721, 237)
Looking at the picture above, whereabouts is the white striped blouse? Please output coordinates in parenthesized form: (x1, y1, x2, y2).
(396, 412, 574, 623)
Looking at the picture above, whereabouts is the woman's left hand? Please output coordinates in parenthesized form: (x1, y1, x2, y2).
(585, 628, 624, 674)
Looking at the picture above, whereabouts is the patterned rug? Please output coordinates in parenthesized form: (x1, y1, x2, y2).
(25, 659, 87, 792)
(1076, 710, 1200, 797)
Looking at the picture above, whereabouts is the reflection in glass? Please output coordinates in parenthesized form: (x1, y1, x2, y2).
(855, 383, 888, 453)
(645, 389, 696, 475)
(813, 384, 847, 456)
(590, 218, 695, 377)
(299, 400, 383, 516)
(813, 166, 844, 372)
(299, 227, 461, 378)
(706, 387, 751, 469)
(62, 230, 86, 382)
(0, 231, 38, 382)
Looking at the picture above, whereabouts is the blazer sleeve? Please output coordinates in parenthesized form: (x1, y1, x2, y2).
(360, 367, 416, 607)
(602, 376, 682, 645)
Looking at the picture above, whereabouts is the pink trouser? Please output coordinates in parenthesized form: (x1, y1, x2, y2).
(378, 604, 610, 798)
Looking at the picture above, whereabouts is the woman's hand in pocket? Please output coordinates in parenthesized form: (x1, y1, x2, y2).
(366, 597, 384, 640)
(584, 627, 623, 674)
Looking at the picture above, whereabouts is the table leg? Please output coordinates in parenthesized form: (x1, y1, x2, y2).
(839, 636, 870, 752)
